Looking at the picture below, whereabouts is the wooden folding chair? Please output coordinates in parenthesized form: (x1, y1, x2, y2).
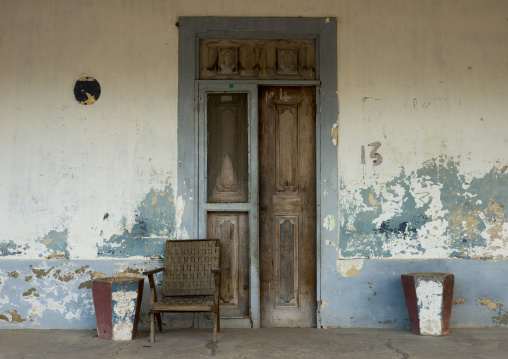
(143, 239, 221, 342)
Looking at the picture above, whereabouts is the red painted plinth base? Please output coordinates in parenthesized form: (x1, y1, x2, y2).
(401, 273, 454, 336)
(92, 277, 144, 340)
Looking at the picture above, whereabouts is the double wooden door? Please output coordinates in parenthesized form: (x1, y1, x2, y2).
(202, 85, 316, 327)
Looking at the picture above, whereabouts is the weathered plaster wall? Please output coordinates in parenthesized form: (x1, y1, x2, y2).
(0, 260, 203, 330)
(338, 1, 508, 259)
(0, 1, 180, 260)
(328, 0, 508, 329)
(1, 0, 507, 329)
(0, 0, 181, 328)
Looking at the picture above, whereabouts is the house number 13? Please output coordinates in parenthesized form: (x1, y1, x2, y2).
(361, 141, 383, 166)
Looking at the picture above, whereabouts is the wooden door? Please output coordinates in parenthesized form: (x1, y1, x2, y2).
(204, 92, 250, 319)
(259, 86, 316, 327)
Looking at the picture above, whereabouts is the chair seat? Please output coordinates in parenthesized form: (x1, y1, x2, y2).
(152, 296, 214, 312)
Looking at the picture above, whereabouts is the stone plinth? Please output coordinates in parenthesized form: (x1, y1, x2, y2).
(92, 277, 144, 340)
(401, 273, 454, 336)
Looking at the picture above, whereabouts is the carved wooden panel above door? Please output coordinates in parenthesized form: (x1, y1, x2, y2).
(200, 39, 315, 80)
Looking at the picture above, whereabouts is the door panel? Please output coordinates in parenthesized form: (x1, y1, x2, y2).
(207, 212, 249, 317)
(207, 93, 248, 203)
(259, 86, 316, 327)
(275, 215, 299, 307)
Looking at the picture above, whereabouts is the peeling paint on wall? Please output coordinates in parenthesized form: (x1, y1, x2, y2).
(378, 319, 397, 325)
(340, 157, 508, 259)
(368, 193, 379, 207)
(41, 229, 69, 259)
(0, 260, 160, 329)
(0, 241, 23, 256)
(1, 263, 96, 324)
(78, 269, 109, 289)
(323, 215, 335, 232)
(96, 183, 176, 258)
(478, 297, 508, 326)
(7, 271, 19, 278)
(331, 122, 338, 146)
(0, 173, 176, 260)
(478, 297, 500, 311)
(175, 195, 185, 229)
(493, 311, 508, 326)
(114, 266, 141, 278)
(336, 259, 364, 277)
(22, 287, 39, 297)
(0, 310, 26, 323)
(30, 266, 53, 279)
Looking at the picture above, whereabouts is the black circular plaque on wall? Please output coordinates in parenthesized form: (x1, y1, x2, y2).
(74, 77, 101, 105)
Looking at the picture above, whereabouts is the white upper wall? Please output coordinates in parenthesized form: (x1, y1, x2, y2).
(338, 0, 508, 184)
(1, 0, 507, 259)
(0, 1, 179, 258)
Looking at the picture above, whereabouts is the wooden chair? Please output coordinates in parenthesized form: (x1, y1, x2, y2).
(143, 239, 221, 342)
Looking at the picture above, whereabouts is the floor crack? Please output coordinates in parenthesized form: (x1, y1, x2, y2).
(108, 341, 133, 357)
(386, 339, 410, 359)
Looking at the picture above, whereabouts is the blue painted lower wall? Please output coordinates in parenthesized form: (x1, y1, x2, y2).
(1, 258, 507, 329)
(320, 259, 508, 328)
(0, 259, 209, 330)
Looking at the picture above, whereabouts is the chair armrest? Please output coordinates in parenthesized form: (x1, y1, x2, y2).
(143, 267, 163, 306)
(143, 267, 164, 276)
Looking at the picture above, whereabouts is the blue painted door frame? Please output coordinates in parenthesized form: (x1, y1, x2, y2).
(177, 17, 338, 328)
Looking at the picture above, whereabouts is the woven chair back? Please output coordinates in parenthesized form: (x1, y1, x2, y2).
(162, 239, 220, 297)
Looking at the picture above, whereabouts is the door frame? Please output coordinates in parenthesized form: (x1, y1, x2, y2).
(177, 17, 338, 328)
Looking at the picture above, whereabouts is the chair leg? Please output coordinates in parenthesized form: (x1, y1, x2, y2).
(213, 311, 218, 342)
(156, 313, 163, 332)
(217, 306, 220, 333)
(150, 312, 156, 343)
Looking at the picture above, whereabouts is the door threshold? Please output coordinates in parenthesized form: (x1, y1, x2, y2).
(220, 317, 253, 328)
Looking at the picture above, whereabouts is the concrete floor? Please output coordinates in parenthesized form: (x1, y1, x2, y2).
(0, 328, 507, 359)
